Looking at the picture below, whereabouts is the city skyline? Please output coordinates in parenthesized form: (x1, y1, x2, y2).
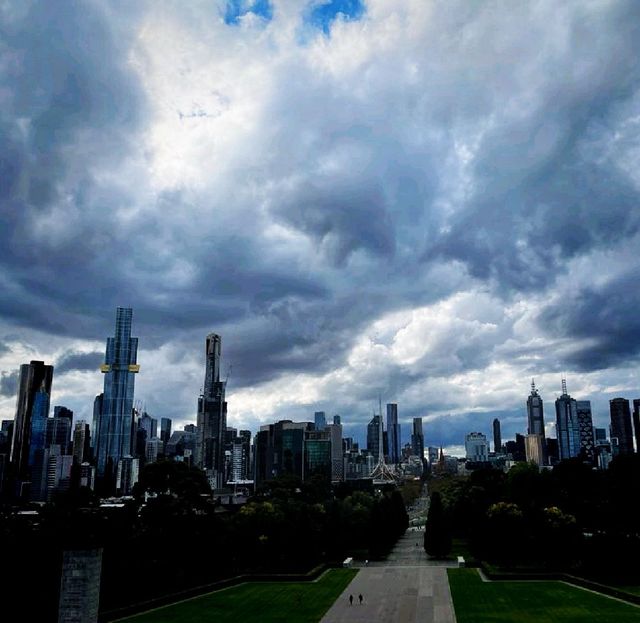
(2, 1, 640, 451)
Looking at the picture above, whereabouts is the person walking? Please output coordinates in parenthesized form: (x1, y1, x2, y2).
(358, 594, 363, 605)
(349, 594, 353, 606)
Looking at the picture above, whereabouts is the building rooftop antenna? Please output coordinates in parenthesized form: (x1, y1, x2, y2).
(561, 376, 567, 396)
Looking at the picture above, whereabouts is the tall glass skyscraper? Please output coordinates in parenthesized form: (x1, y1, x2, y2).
(94, 307, 139, 478)
(555, 379, 580, 461)
(196, 333, 227, 488)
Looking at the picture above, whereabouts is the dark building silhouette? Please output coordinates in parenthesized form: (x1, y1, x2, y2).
(160, 417, 172, 446)
(72, 421, 91, 465)
(367, 415, 383, 459)
(610, 397, 634, 456)
(386, 403, 401, 464)
(10, 360, 54, 495)
(505, 433, 526, 462)
(411, 417, 424, 460)
(633, 399, 640, 453)
(253, 420, 310, 486)
(492, 418, 502, 453)
(196, 333, 228, 489)
(576, 400, 595, 462)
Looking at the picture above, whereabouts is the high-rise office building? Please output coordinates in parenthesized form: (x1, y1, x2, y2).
(333, 414, 341, 425)
(492, 418, 502, 453)
(465, 432, 489, 462)
(196, 333, 227, 488)
(72, 421, 91, 465)
(610, 397, 634, 456)
(94, 308, 140, 480)
(160, 417, 172, 446)
(27, 384, 50, 468)
(10, 361, 54, 491)
(366, 415, 383, 459)
(327, 421, 344, 481)
(386, 403, 401, 464)
(304, 429, 331, 480)
(116, 456, 139, 496)
(632, 399, 640, 453)
(314, 411, 327, 430)
(411, 417, 425, 459)
(575, 400, 595, 462)
(555, 379, 580, 461)
(138, 412, 157, 440)
(46, 407, 73, 453)
(526, 379, 545, 438)
(253, 420, 310, 485)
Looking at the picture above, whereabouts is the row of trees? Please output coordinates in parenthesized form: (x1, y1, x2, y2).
(1, 462, 410, 617)
(422, 455, 640, 580)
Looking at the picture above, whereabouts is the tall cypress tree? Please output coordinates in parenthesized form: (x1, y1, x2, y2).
(424, 491, 451, 558)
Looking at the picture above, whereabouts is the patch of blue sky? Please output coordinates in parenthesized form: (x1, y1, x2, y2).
(224, 0, 273, 25)
(308, 0, 365, 34)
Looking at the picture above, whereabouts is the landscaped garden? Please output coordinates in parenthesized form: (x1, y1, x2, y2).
(448, 568, 640, 623)
(122, 568, 357, 623)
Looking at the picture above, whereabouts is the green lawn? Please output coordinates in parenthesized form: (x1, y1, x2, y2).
(121, 569, 357, 623)
(448, 568, 640, 623)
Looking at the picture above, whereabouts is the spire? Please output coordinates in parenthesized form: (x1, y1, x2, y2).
(531, 378, 537, 394)
(561, 376, 567, 396)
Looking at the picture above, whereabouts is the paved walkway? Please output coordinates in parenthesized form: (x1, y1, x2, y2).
(320, 530, 457, 623)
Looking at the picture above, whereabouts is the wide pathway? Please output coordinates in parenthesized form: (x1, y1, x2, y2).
(320, 530, 457, 623)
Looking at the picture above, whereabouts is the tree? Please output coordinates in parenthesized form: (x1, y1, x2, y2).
(424, 491, 451, 558)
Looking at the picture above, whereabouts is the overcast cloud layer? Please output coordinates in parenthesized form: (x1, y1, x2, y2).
(2, 0, 640, 451)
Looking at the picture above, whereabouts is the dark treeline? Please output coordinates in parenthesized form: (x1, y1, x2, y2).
(1, 462, 409, 618)
(430, 455, 640, 581)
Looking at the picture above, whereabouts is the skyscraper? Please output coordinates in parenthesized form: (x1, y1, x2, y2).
(492, 418, 502, 453)
(575, 400, 595, 462)
(94, 307, 139, 479)
(610, 397, 634, 456)
(555, 378, 580, 461)
(366, 415, 383, 459)
(327, 421, 344, 481)
(526, 379, 545, 437)
(160, 417, 172, 446)
(411, 417, 424, 460)
(314, 411, 327, 430)
(72, 421, 91, 465)
(386, 403, 401, 464)
(196, 333, 227, 488)
(10, 360, 54, 492)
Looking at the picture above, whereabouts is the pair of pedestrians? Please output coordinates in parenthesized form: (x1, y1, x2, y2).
(348, 594, 363, 605)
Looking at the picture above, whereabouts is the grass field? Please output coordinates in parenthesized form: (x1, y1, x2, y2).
(448, 568, 640, 623)
(121, 569, 357, 623)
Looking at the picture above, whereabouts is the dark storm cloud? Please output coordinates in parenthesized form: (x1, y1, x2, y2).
(539, 268, 640, 372)
(2, 0, 640, 431)
(425, 1, 640, 293)
(55, 350, 104, 375)
(0, 0, 146, 334)
(0, 370, 19, 398)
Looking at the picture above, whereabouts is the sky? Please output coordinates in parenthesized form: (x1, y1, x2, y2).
(1, 0, 640, 454)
